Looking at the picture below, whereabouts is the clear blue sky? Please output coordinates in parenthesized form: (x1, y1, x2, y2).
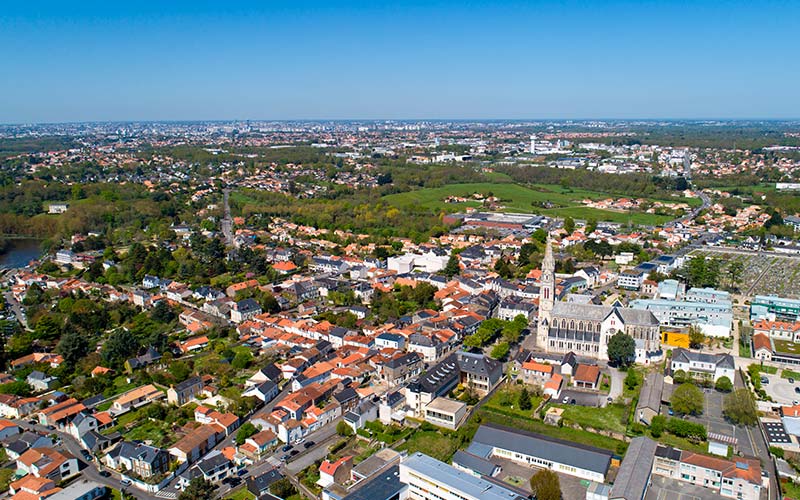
(2, 1, 799, 123)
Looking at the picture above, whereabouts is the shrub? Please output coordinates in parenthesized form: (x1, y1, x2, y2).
(650, 415, 666, 438)
(666, 417, 707, 440)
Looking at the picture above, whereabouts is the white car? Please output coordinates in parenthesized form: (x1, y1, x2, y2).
(562, 396, 569, 404)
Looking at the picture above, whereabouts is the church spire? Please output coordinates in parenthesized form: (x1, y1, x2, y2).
(542, 235, 554, 275)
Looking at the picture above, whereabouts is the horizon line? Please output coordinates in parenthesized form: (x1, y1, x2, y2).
(3, 117, 800, 127)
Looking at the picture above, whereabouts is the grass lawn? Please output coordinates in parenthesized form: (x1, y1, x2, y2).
(783, 369, 800, 380)
(774, 340, 800, 356)
(397, 430, 460, 462)
(224, 488, 255, 500)
(477, 409, 627, 454)
(654, 432, 708, 454)
(781, 479, 800, 499)
(482, 384, 542, 420)
(550, 403, 629, 434)
(755, 364, 779, 374)
(382, 182, 684, 225)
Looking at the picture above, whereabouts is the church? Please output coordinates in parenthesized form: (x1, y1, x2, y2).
(536, 238, 662, 364)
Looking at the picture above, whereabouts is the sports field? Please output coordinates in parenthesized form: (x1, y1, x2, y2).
(383, 182, 687, 225)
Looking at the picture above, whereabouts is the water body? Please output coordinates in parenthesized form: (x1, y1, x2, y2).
(0, 238, 42, 269)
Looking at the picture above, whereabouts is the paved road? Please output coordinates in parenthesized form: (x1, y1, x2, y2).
(221, 188, 233, 247)
(3, 290, 28, 329)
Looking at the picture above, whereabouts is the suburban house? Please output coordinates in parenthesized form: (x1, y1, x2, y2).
(17, 447, 80, 481)
(167, 377, 204, 405)
(112, 385, 163, 414)
(573, 364, 601, 389)
(103, 442, 170, 479)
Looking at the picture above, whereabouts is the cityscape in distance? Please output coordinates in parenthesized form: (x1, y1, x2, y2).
(1, 2, 800, 500)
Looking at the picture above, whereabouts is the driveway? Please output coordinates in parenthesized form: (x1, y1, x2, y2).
(608, 366, 624, 403)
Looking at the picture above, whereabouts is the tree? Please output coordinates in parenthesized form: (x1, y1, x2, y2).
(671, 383, 704, 416)
(235, 422, 258, 445)
(56, 330, 90, 368)
(270, 478, 297, 499)
(151, 301, 176, 323)
(0, 381, 33, 396)
(490, 342, 510, 360)
(33, 315, 61, 341)
(672, 369, 686, 384)
(178, 477, 217, 500)
(232, 350, 253, 370)
(529, 469, 561, 500)
(563, 216, 575, 234)
(585, 218, 598, 235)
(650, 415, 666, 438)
(715, 376, 733, 393)
(518, 387, 532, 410)
(724, 388, 758, 426)
(336, 421, 353, 437)
(688, 327, 705, 349)
(624, 368, 640, 391)
(607, 331, 635, 367)
(101, 329, 140, 366)
(442, 255, 460, 278)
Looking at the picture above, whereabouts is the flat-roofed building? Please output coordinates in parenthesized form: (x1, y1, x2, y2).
(399, 452, 527, 500)
(423, 397, 467, 430)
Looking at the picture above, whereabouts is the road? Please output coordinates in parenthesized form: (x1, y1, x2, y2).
(3, 289, 28, 329)
(665, 188, 711, 228)
(607, 366, 624, 402)
(221, 188, 233, 247)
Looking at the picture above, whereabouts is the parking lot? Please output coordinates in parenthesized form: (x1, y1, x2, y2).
(492, 455, 587, 500)
(761, 372, 800, 405)
(558, 388, 607, 407)
(645, 474, 726, 500)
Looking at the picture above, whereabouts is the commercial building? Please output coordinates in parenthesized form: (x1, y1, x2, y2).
(629, 296, 732, 337)
(751, 295, 800, 322)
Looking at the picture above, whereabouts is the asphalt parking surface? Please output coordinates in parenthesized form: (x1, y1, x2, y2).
(557, 388, 605, 407)
(645, 474, 725, 500)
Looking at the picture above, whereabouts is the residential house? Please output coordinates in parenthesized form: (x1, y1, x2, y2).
(167, 377, 204, 406)
(103, 442, 169, 479)
(112, 385, 163, 414)
(670, 348, 735, 383)
(17, 447, 79, 481)
(573, 364, 601, 389)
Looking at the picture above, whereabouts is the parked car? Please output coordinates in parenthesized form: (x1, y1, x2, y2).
(790, 377, 795, 384)
(237, 469, 249, 477)
(562, 396, 569, 404)
(795, 386, 800, 394)
(280, 454, 290, 461)
(289, 449, 299, 457)
(281, 444, 292, 452)
(761, 377, 769, 385)
(303, 440, 315, 449)
(120, 479, 131, 486)
(668, 408, 674, 416)
(99, 470, 111, 477)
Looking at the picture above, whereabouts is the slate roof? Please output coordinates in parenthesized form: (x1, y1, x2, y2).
(672, 348, 735, 369)
(452, 449, 498, 477)
(471, 423, 612, 475)
(610, 437, 657, 500)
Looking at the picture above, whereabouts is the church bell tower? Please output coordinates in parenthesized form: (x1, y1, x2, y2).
(537, 237, 555, 349)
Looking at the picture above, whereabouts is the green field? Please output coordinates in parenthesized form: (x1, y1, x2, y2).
(397, 430, 461, 462)
(383, 182, 690, 225)
(550, 403, 629, 434)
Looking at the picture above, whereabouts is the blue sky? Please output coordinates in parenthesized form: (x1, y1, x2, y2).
(1, 1, 799, 122)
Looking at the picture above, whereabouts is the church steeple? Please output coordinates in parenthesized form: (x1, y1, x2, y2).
(537, 236, 555, 349)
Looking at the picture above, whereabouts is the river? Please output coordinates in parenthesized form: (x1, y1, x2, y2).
(0, 238, 42, 270)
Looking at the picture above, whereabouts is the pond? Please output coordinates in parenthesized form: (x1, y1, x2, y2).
(0, 238, 42, 269)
